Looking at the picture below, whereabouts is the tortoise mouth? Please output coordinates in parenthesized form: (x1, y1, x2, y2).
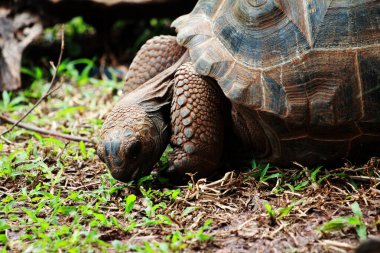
(107, 163, 143, 182)
(112, 163, 161, 183)
(109, 156, 158, 182)
(97, 139, 153, 182)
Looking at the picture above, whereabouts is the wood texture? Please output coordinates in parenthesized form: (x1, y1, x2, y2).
(0, 8, 42, 91)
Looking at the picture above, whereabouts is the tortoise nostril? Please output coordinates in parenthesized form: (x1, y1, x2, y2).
(127, 140, 142, 159)
(105, 142, 111, 157)
(99, 141, 123, 168)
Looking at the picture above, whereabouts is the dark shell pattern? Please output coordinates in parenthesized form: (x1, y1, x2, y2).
(172, 0, 380, 165)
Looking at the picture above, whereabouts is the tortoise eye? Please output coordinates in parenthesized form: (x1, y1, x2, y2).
(128, 140, 142, 159)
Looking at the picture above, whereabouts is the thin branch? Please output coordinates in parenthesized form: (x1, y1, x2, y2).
(349, 175, 380, 183)
(1, 25, 65, 136)
(0, 114, 93, 144)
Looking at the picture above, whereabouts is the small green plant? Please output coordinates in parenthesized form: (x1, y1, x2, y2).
(43, 16, 96, 57)
(21, 66, 47, 98)
(0, 91, 27, 112)
(0, 220, 10, 244)
(124, 194, 136, 213)
(159, 146, 172, 170)
(317, 202, 367, 241)
(57, 58, 95, 86)
(284, 181, 309, 192)
(279, 166, 331, 193)
(264, 202, 277, 223)
(250, 161, 282, 183)
(167, 219, 213, 252)
(44, 16, 95, 41)
(264, 199, 303, 224)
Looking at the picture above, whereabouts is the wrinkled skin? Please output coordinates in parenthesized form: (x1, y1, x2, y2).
(98, 36, 186, 181)
(97, 69, 175, 181)
(97, 100, 169, 181)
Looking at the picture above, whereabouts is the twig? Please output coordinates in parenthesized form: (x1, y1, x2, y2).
(320, 240, 355, 250)
(0, 114, 93, 143)
(0, 135, 12, 144)
(1, 26, 65, 136)
(269, 222, 286, 238)
(349, 175, 380, 183)
(370, 187, 380, 194)
(237, 217, 256, 230)
(68, 182, 101, 190)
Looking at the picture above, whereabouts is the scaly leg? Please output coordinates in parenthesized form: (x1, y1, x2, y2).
(123, 35, 185, 93)
(167, 62, 225, 179)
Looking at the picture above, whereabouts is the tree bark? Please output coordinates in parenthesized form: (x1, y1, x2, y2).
(0, 7, 42, 91)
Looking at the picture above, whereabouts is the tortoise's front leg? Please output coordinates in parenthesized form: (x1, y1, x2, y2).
(124, 35, 185, 93)
(167, 62, 225, 179)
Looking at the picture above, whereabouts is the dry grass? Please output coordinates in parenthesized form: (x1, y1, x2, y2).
(0, 69, 379, 252)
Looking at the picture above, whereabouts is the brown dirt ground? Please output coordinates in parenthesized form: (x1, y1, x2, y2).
(121, 162, 380, 253)
(1, 80, 379, 253)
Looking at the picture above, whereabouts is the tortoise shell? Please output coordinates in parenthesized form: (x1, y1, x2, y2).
(172, 0, 380, 165)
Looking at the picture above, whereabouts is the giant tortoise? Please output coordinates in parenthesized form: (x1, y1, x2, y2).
(97, 0, 380, 182)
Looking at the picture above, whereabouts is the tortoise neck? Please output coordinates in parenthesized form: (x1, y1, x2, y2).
(118, 52, 190, 162)
(122, 51, 190, 106)
(120, 51, 190, 125)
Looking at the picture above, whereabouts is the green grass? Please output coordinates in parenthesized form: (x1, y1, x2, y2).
(318, 202, 367, 241)
(1, 56, 379, 252)
(263, 199, 304, 224)
(0, 61, 215, 253)
(42, 17, 96, 57)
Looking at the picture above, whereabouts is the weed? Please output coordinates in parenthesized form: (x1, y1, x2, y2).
(263, 199, 304, 224)
(125, 194, 137, 213)
(249, 161, 283, 185)
(57, 58, 95, 86)
(317, 202, 367, 241)
(0, 91, 27, 113)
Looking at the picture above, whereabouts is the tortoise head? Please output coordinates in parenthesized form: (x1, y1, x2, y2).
(97, 93, 170, 182)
